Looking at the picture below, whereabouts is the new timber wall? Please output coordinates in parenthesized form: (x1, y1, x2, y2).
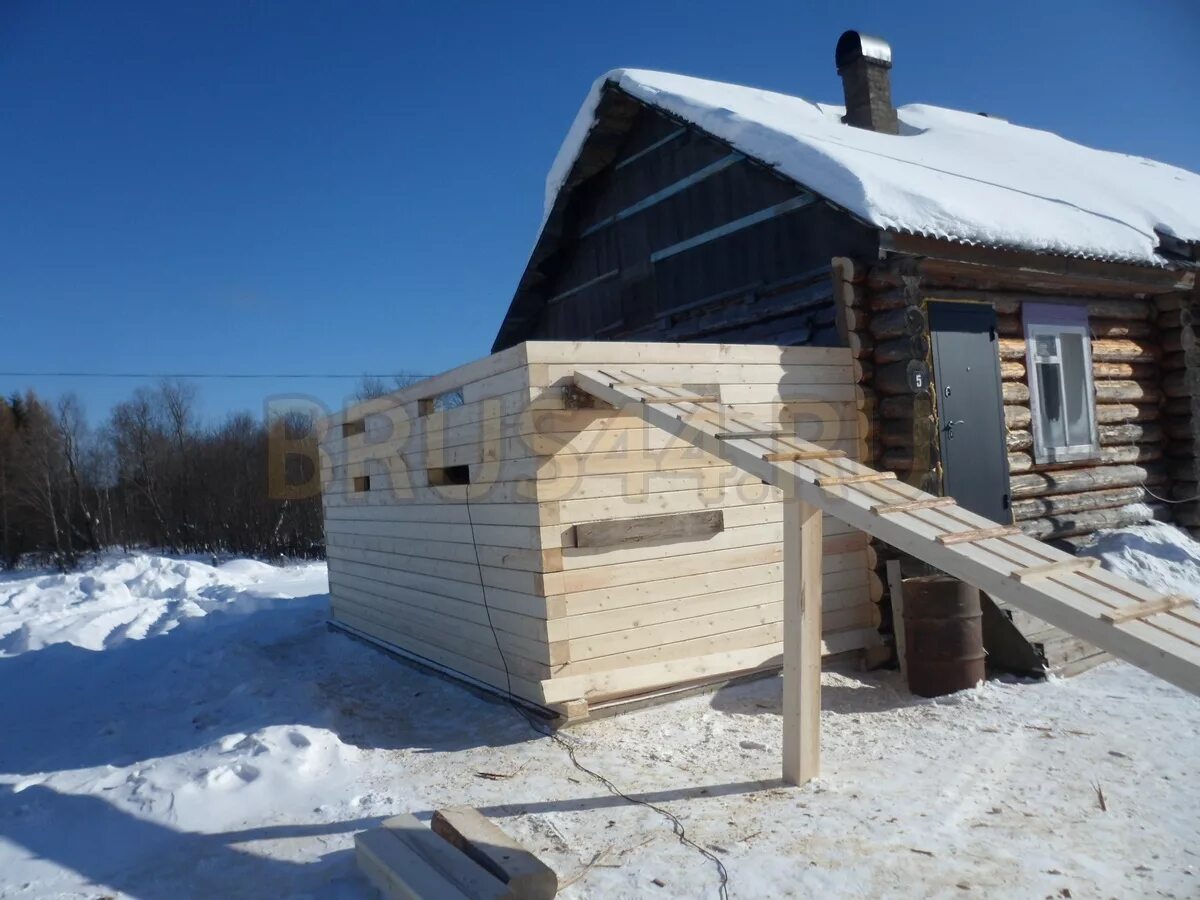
(319, 341, 875, 716)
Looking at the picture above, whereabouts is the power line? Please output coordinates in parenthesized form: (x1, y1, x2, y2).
(0, 371, 438, 380)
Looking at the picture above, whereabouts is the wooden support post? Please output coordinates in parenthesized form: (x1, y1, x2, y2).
(782, 498, 822, 786)
(886, 559, 908, 683)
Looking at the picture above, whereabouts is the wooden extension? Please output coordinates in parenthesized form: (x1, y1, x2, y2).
(1101, 594, 1193, 625)
(937, 525, 1021, 546)
(872, 497, 957, 515)
(765, 449, 848, 462)
(817, 471, 897, 487)
(1012, 556, 1101, 583)
(570, 365, 1200, 788)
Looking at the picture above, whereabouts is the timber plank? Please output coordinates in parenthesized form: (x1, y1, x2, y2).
(430, 808, 557, 900)
(572, 510, 723, 548)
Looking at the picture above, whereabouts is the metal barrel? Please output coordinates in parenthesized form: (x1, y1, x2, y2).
(902, 575, 986, 698)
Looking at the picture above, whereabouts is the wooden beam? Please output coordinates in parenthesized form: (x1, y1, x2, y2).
(717, 430, 790, 440)
(937, 526, 1021, 546)
(571, 510, 724, 549)
(765, 449, 848, 462)
(431, 808, 557, 900)
(1012, 556, 1101, 583)
(873, 497, 956, 515)
(886, 559, 908, 682)
(782, 498, 822, 786)
(818, 471, 897, 487)
(356, 814, 514, 900)
(639, 395, 721, 404)
(1101, 594, 1193, 625)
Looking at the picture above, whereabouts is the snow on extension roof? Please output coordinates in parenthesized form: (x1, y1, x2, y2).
(546, 69, 1200, 266)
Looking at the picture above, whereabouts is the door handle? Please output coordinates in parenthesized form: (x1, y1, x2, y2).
(944, 419, 965, 437)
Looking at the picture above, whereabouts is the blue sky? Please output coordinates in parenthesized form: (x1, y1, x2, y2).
(3, 0, 1198, 424)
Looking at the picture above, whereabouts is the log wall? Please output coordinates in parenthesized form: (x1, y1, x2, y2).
(319, 341, 876, 716)
(1157, 290, 1200, 538)
(846, 255, 1188, 640)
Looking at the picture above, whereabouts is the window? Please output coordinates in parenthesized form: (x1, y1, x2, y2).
(427, 464, 471, 486)
(1024, 303, 1099, 463)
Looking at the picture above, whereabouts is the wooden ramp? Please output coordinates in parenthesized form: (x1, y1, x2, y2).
(573, 368, 1200, 780)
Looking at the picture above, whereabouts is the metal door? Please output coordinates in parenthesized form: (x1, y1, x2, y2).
(929, 302, 1011, 524)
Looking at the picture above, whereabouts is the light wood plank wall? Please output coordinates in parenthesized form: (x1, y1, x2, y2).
(319, 341, 876, 711)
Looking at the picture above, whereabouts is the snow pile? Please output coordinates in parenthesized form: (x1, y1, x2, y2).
(0, 550, 1197, 898)
(546, 69, 1200, 265)
(0, 554, 325, 655)
(1078, 520, 1200, 604)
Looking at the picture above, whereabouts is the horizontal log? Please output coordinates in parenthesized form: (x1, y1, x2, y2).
(1163, 351, 1187, 372)
(869, 306, 927, 339)
(1094, 380, 1160, 403)
(1099, 422, 1162, 446)
(999, 360, 1024, 380)
(997, 424, 1158, 455)
(1011, 486, 1151, 522)
(1018, 502, 1166, 541)
(1096, 402, 1160, 424)
(1164, 371, 1198, 398)
(1010, 463, 1160, 499)
(1163, 328, 1195, 354)
(1091, 338, 1161, 362)
(1167, 459, 1198, 481)
(879, 394, 933, 420)
(863, 286, 917, 311)
(998, 337, 1161, 363)
(847, 331, 874, 359)
(1003, 382, 1030, 403)
(1155, 294, 1188, 313)
(852, 357, 873, 383)
(1008, 444, 1163, 474)
(1164, 419, 1197, 441)
(1089, 319, 1155, 339)
(992, 296, 1153, 321)
(1093, 361, 1157, 380)
(875, 360, 932, 396)
(1005, 406, 1032, 429)
(874, 335, 929, 365)
(1163, 396, 1195, 417)
(999, 338, 1025, 360)
(1007, 429, 1032, 451)
(879, 416, 937, 449)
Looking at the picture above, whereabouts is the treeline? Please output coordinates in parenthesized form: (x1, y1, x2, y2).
(0, 381, 324, 569)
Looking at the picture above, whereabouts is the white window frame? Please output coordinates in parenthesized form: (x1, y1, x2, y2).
(1024, 302, 1100, 464)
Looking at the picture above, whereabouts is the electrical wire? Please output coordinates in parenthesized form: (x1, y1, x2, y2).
(461, 496, 731, 900)
(1142, 484, 1200, 505)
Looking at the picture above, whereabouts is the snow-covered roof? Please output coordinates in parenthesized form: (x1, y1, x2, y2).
(545, 69, 1200, 267)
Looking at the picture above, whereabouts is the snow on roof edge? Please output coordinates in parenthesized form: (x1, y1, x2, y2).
(538, 68, 1200, 269)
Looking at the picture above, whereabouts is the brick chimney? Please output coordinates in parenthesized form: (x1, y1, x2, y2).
(835, 30, 899, 135)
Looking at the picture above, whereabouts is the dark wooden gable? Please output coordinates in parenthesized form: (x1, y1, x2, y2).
(492, 84, 878, 351)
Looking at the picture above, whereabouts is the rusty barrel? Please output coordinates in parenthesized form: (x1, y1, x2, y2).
(902, 576, 986, 697)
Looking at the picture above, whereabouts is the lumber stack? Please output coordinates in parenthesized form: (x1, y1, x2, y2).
(355, 807, 557, 899)
(319, 342, 877, 718)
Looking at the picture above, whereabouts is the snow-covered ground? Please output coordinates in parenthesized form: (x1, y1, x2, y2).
(1, 527, 1198, 899)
